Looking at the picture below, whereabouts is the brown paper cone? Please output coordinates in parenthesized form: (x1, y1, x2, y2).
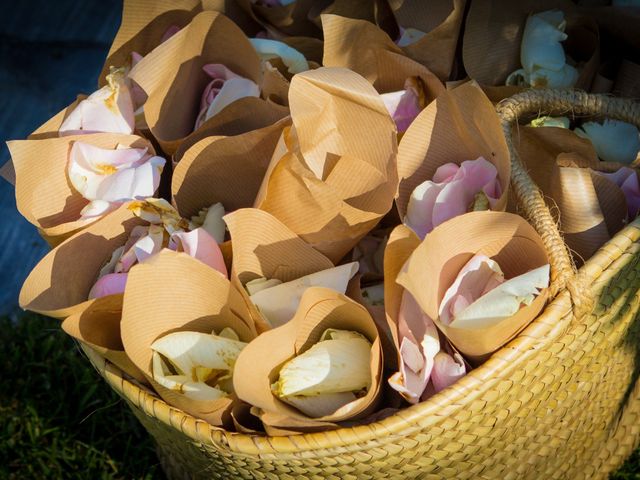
(99, 0, 260, 84)
(320, 0, 466, 81)
(224, 208, 334, 285)
(396, 81, 510, 219)
(321, 14, 445, 102)
(61, 295, 148, 385)
(463, 1, 599, 89)
(128, 10, 265, 155)
(7, 133, 154, 246)
(234, 0, 322, 38)
(396, 211, 550, 360)
(120, 248, 257, 427)
(1, 96, 87, 188)
(383, 224, 421, 370)
(614, 60, 640, 99)
(513, 126, 627, 263)
(172, 115, 291, 219)
(19, 204, 146, 318)
(233, 287, 383, 433)
(550, 159, 627, 264)
(576, 5, 640, 52)
(255, 67, 398, 263)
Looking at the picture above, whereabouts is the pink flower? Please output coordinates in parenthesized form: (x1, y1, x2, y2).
(194, 64, 260, 130)
(430, 351, 466, 394)
(404, 157, 501, 239)
(169, 228, 228, 277)
(88, 205, 228, 300)
(59, 68, 135, 135)
(388, 290, 440, 404)
(68, 142, 166, 220)
(598, 167, 640, 220)
(380, 77, 425, 133)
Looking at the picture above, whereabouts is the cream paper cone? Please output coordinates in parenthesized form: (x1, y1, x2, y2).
(128, 10, 266, 155)
(172, 115, 291, 219)
(99, 0, 260, 84)
(514, 126, 628, 264)
(254, 67, 398, 263)
(1, 96, 87, 187)
(19, 204, 146, 318)
(233, 287, 382, 434)
(61, 295, 148, 385)
(396, 211, 550, 360)
(396, 81, 510, 219)
(120, 248, 256, 427)
(234, 0, 322, 38)
(463, 1, 600, 89)
(7, 133, 155, 246)
(321, 14, 445, 102)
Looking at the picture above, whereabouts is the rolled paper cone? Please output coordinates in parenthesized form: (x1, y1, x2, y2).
(321, 14, 445, 102)
(7, 133, 154, 246)
(383, 224, 421, 372)
(463, 1, 598, 88)
(224, 208, 334, 285)
(514, 126, 600, 196)
(575, 5, 640, 52)
(128, 11, 264, 155)
(614, 60, 640, 99)
(396, 211, 550, 360)
(120, 249, 257, 427)
(550, 158, 627, 264)
(254, 67, 398, 263)
(590, 61, 618, 94)
(98, 0, 260, 84)
(281, 37, 324, 65)
(1, 95, 88, 187)
(234, 0, 322, 38)
(224, 207, 335, 333)
(19, 204, 146, 318)
(390, 0, 467, 81)
(172, 115, 291, 219)
(233, 287, 383, 432)
(61, 295, 148, 385)
(395, 81, 510, 219)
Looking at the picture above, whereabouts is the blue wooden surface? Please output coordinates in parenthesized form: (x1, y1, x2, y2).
(0, 0, 123, 316)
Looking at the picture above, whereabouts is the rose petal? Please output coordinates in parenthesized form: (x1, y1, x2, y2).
(599, 167, 640, 219)
(171, 228, 228, 277)
(88, 272, 128, 299)
(431, 351, 466, 393)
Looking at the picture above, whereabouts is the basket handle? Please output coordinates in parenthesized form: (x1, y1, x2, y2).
(496, 90, 640, 314)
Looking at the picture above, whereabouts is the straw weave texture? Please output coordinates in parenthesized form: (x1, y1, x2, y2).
(83, 89, 640, 478)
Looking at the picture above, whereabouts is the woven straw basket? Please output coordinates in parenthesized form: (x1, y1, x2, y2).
(83, 90, 640, 479)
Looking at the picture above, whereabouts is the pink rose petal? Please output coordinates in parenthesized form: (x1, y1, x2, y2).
(88, 272, 128, 299)
(599, 167, 640, 219)
(430, 351, 466, 393)
(405, 157, 501, 239)
(170, 228, 228, 277)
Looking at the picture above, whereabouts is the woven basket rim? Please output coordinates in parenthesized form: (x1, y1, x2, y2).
(89, 89, 640, 455)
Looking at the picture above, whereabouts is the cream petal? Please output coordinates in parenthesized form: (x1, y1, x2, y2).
(529, 116, 570, 129)
(59, 68, 135, 135)
(151, 331, 246, 378)
(528, 64, 579, 88)
(396, 27, 427, 47)
(439, 254, 504, 326)
(521, 10, 568, 73)
(575, 120, 640, 164)
(280, 392, 357, 417)
(250, 38, 309, 74)
(79, 199, 117, 219)
(449, 264, 550, 329)
(271, 332, 372, 397)
(249, 262, 359, 328)
(245, 277, 283, 295)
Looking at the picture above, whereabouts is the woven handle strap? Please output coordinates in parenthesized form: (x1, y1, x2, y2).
(497, 90, 640, 315)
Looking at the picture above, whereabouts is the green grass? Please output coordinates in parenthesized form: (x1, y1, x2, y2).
(0, 314, 163, 479)
(0, 314, 638, 479)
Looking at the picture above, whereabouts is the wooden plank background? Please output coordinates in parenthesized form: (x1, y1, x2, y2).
(0, 0, 123, 315)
